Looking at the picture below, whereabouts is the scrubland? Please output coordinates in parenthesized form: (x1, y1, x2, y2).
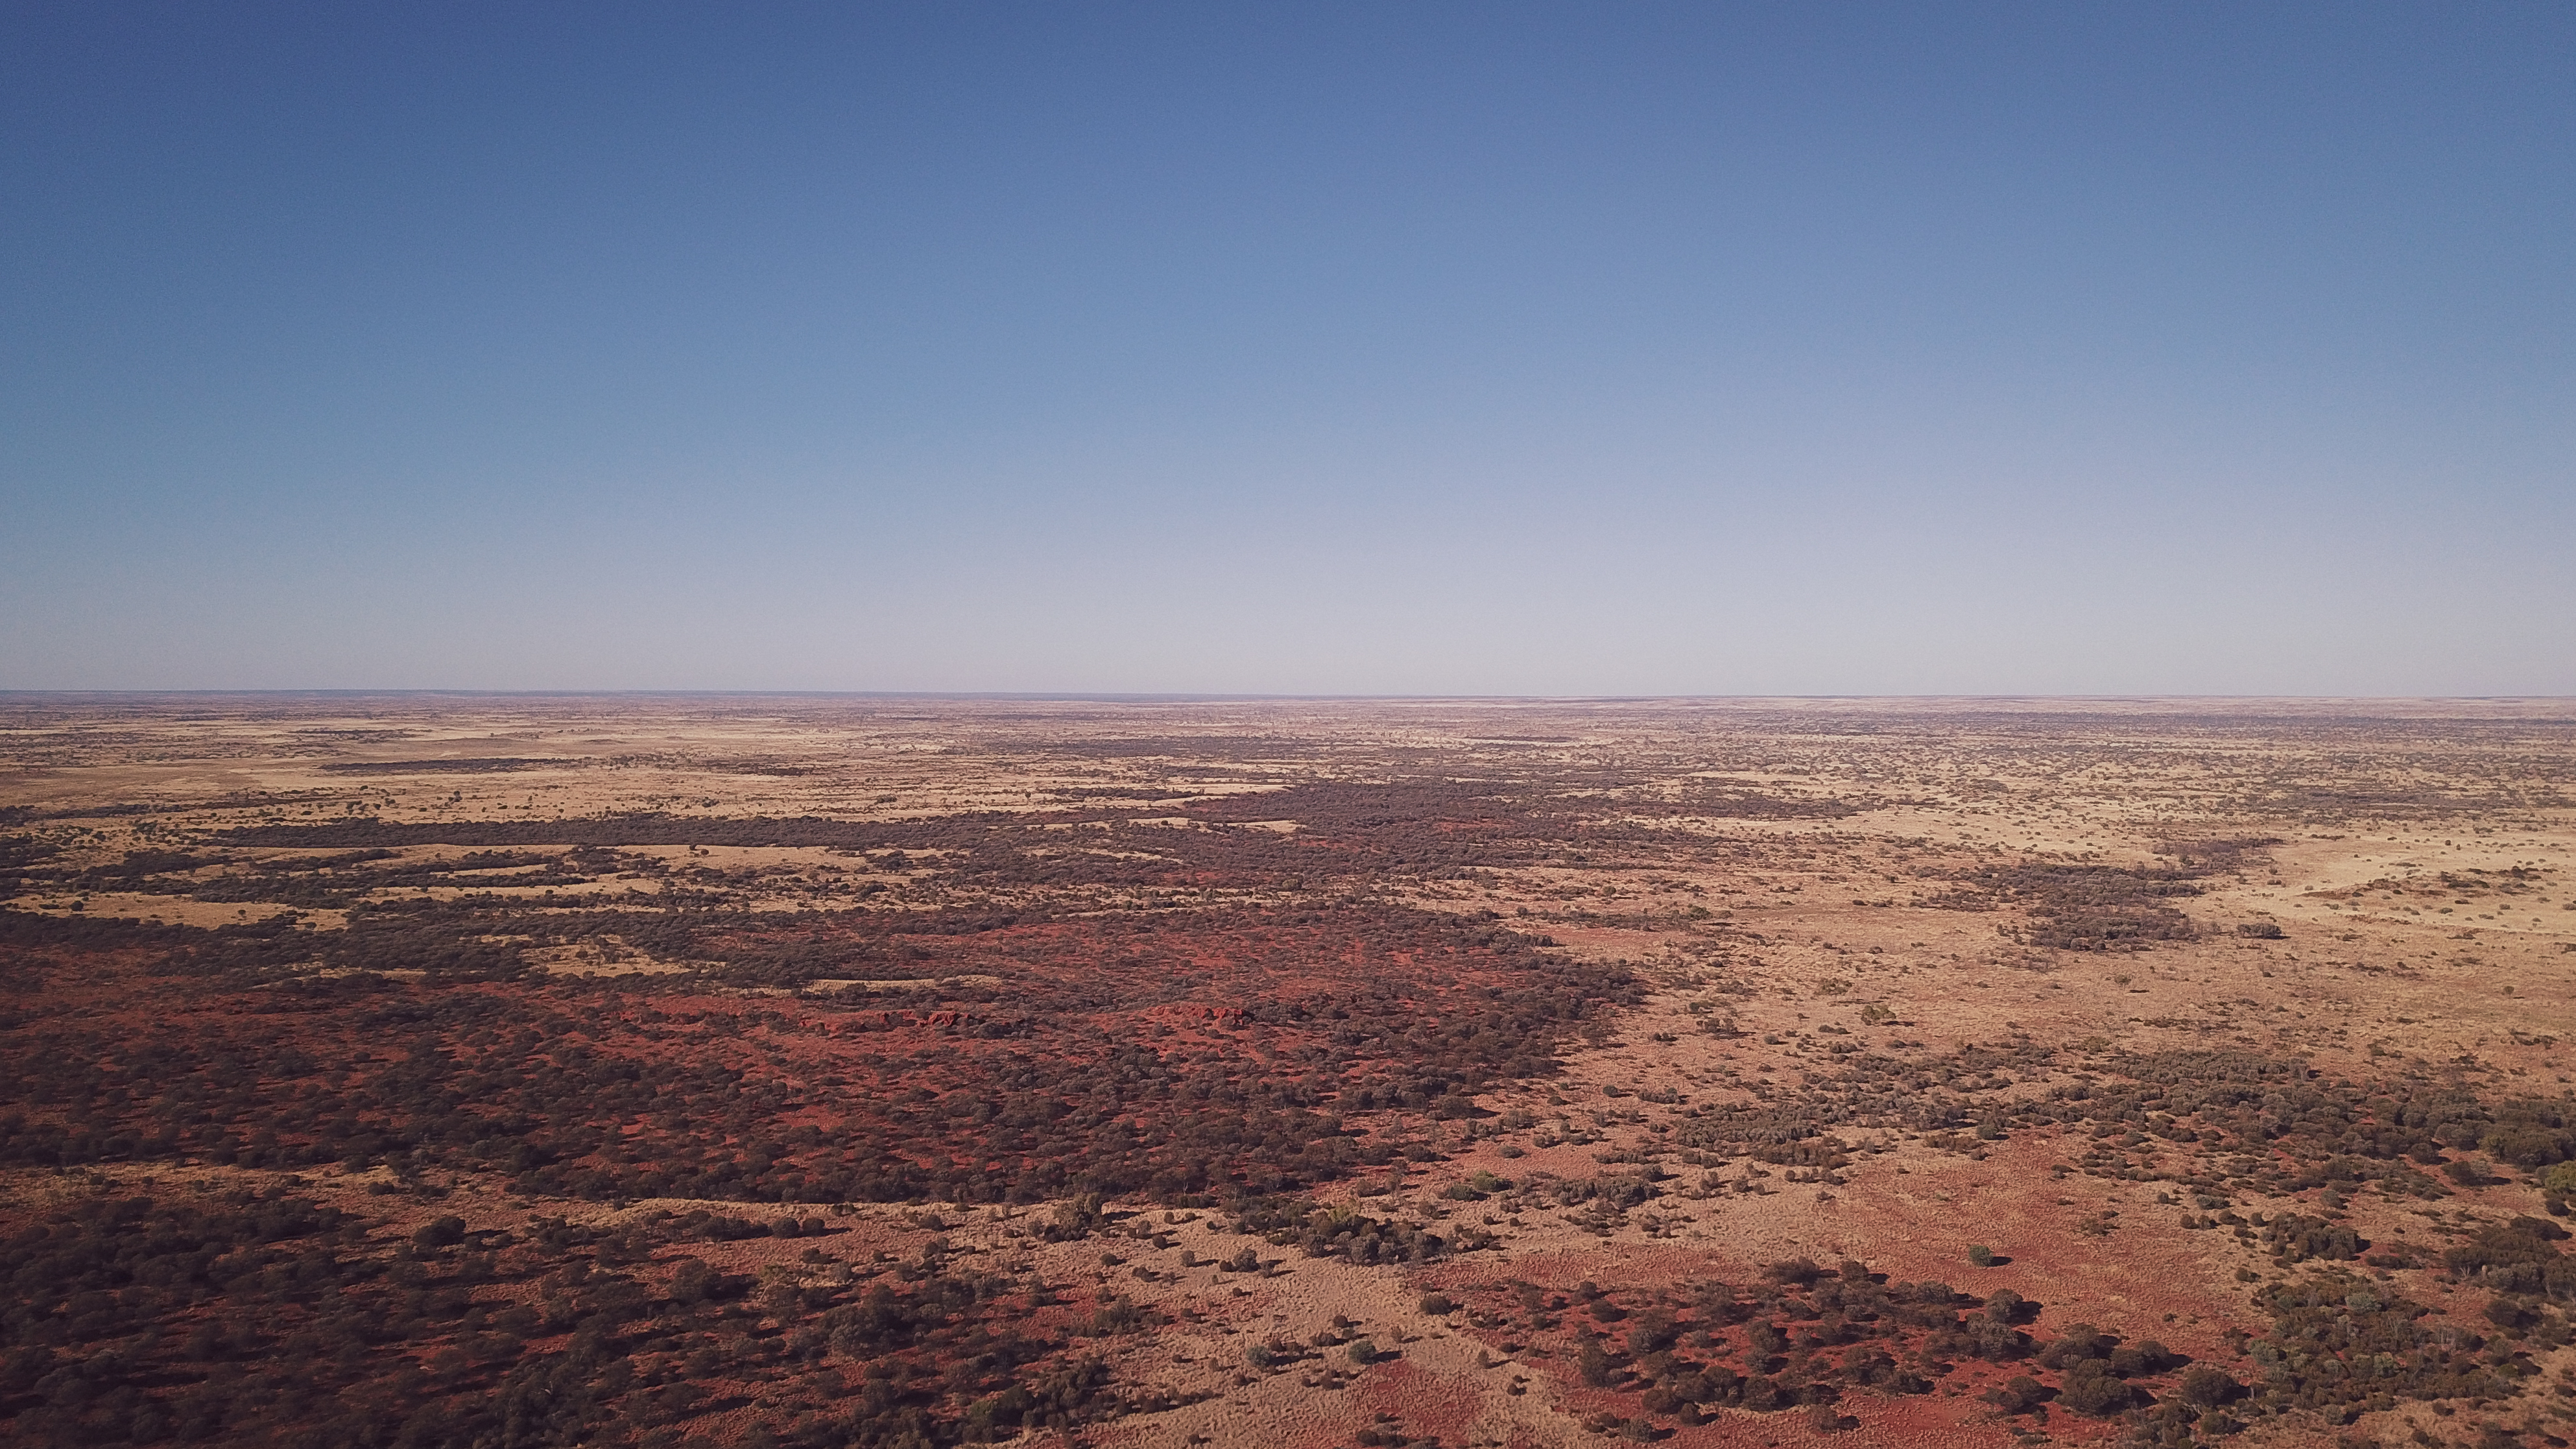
(3, 694, 2573, 1449)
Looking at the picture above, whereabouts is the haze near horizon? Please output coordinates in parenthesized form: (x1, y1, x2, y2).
(4, 3, 2570, 695)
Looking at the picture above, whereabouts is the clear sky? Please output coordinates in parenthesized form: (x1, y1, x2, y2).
(4, 3, 2570, 695)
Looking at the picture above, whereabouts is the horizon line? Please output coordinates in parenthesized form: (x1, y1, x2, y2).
(4, 689, 2574, 706)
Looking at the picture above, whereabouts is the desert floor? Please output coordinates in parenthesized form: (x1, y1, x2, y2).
(4, 694, 2572, 1449)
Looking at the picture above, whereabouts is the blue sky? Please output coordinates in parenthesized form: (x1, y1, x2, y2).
(5, 3, 2570, 693)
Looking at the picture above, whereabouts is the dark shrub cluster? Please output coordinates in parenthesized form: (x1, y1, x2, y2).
(1457, 1262, 2141, 1429)
(0, 1189, 1128, 1448)
(0, 901, 1633, 1208)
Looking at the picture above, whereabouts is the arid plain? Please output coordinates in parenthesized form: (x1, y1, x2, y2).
(4, 695, 2573, 1449)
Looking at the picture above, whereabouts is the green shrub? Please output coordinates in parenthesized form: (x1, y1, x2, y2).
(2176, 1365, 2241, 1407)
(2058, 1359, 2137, 1417)
(1981, 1375, 2044, 1413)
(412, 1214, 466, 1249)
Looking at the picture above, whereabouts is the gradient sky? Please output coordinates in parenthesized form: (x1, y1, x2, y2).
(5, 3, 2570, 695)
